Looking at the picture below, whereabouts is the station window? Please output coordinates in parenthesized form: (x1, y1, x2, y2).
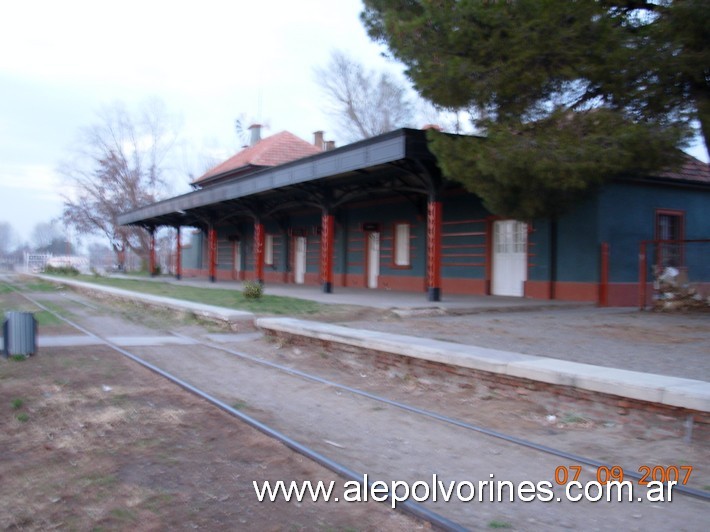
(393, 223, 411, 267)
(655, 210, 684, 267)
(264, 234, 274, 266)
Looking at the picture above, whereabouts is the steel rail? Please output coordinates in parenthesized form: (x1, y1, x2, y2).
(5, 282, 468, 532)
(171, 333, 710, 502)
(6, 280, 710, 503)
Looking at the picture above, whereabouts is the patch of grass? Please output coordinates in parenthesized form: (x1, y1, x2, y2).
(108, 507, 137, 523)
(34, 310, 63, 327)
(10, 354, 28, 362)
(560, 412, 588, 424)
(16, 412, 29, 422)
(40, 300, 76, 320)
(20, 280, 63, 292)
(56, 275, 328, 315)
(83, 473, 118, 488)
(11, 398, 24, 409)
(231, 400, 248, 410)
(488, 520, 513, 529)
(144, 493, 174, 513)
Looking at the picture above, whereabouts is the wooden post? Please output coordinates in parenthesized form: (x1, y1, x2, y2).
(427, 199, 442, 301)
(321, 212, 335, 293)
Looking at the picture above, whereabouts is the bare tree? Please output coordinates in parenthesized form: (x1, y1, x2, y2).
(60, 99, 179, 269)
(315, 50, 414, 142)
(0, 221, 18, 256)
(30, 221, 63, 252)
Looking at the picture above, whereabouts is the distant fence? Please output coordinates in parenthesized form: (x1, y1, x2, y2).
(639, 239, 710, 310)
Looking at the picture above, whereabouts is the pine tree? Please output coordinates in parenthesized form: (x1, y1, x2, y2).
(362, 0, 709, 219)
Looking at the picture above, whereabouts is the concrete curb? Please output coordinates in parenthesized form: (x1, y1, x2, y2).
(256, 317, 710, 413)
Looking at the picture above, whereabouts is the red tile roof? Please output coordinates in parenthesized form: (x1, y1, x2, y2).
(653, 153, 710, 184)
(193, 131, 322, 185)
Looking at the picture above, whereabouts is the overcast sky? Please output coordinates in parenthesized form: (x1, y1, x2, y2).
(0, 0, 398, 245)
(1, 1, 707, 247)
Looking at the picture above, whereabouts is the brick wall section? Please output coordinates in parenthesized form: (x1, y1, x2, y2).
(265, 330, 710, 440)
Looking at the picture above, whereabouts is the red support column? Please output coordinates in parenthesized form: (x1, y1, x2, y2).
(427, 200, 442, 301)
(599, 242, 609, 307)
(175, 226, 182, 280)
(254, 221, 265, 284)
(148, 229, 156, 277)
(208, 225, 217, 282)
(321, 212, 335, 293)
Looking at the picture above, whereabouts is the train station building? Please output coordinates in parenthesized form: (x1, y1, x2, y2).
(118, 126, 710, 306)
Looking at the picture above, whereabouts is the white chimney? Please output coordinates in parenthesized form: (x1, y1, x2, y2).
(313, 130, 325, 150)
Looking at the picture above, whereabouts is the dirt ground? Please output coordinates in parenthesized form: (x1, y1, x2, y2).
(0, 345, 421, 531)
(2, 279, 709, 531)
(0, 282, 425, 531)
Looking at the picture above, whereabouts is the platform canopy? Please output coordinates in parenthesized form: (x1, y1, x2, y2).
(118, 128, 446, 230)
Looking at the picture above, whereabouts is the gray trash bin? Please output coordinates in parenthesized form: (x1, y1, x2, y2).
(3, 311, 37, 357)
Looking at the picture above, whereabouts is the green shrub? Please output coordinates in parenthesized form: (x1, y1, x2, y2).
(243, 281, 263, 300)
(44, 265, 80, 276)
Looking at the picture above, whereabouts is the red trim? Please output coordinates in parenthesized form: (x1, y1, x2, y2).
(254, 222, 265, 283)
(599, 242, 609, 307)
(377, 275, 425, 292)
(441, 278, 487, 295)
(654, 209, 685, 240)
(175, 227, 182, 279)
(321, 213, 335, 286)
(427, 201, 442, 292)
(654, 209, 686, 267)
(554, 282, 598, 302)
(524, 281, 553, 300)
(208, 226, 217, 281)
(148, 230, 156, 275)
(607, 283, 645, 307)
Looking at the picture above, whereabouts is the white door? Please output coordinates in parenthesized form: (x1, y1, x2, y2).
(367, 232, 380, 289)
(294, 236, 306, 284)
(492, 220, 528, 297)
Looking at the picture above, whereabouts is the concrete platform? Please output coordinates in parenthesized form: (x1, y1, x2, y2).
(256, 317, 710, 413)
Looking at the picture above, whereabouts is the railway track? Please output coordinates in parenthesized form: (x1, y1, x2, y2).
(4, 278, 709, 530)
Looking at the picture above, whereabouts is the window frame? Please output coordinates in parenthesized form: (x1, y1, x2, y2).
(264, 234, 274, 266)
(654, 209, 685, 268)
(392, 222, 412, 268)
